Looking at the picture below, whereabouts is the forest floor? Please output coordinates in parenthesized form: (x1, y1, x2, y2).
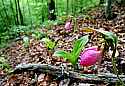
(1, 5, 125, 86)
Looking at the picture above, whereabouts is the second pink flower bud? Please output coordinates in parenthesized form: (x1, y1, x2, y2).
(65, 21, 72, 32)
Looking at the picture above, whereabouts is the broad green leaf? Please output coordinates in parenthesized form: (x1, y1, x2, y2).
(53, 50, 76, 65)
(53, 50, 70, 59)
(71, 35, 89, 65)
(72, 35, 89, 57)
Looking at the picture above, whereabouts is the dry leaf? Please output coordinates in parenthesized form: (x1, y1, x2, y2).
(82, 27, 94, 33)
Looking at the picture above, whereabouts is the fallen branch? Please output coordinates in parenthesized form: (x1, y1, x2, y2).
(11, 64, 60, 74)
(11, 63, 125, 84)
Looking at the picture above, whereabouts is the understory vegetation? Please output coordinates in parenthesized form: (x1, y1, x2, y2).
(0, 0, 125, 86)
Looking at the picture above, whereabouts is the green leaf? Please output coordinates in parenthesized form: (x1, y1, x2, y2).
(96, 30, 117, 44)
(70, 35, 89, 65)
(53, 50, 70, 59)
(71, 35, 89, 58)
(95, 29, 118, 49)
(103, 31, 118, 45)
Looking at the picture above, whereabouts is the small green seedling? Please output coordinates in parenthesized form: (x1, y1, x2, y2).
(32, 31, 47, 40)
(0, 56, 11, 72)
(53, 35, 89, 65)
(23, 36, 30, 48)
(41, 38, 56, 50)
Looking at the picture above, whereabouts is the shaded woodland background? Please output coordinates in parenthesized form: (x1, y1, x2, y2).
(0, 0, 125, 48)
(0, 0, 101, 48)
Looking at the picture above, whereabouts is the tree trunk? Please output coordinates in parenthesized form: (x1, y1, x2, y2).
(48, 0, 56, 21)
(41, 0, 44, 22)
(121, 0, 125, 5)
(73, 0, 77, 16)
(66, 0, 69, 15)
(14, 0, 19, 25)
(105, 0, 112, 19)
(10, 0, 17, 25)
(0, 12, 5, 31)
(55, 0, 58, 16)
(27, 0, 33, 27)
(100, 0, 104, 4)
(17, 0, 24, 25)
(80, 0, 83, 13)
(122, 0, 125, 5)
(71, 0, 74, 14)
(1, 0, 9, 26)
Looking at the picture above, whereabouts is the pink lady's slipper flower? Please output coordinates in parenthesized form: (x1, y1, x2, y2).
(65, 21, 72, 32)
(79, 46, 102, 66)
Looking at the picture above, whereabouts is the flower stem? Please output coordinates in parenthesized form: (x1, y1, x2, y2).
(111, 44, 125, 85)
